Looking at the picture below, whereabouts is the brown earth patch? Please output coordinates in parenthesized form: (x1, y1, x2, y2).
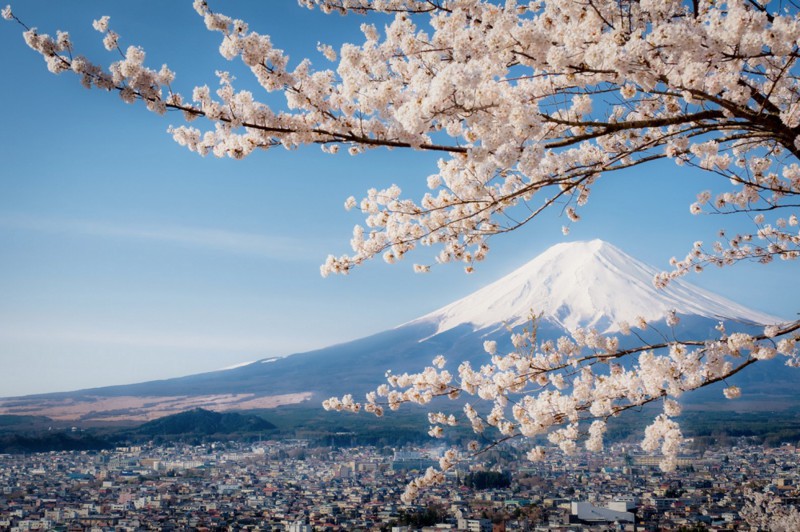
(0, 392, 313, 422)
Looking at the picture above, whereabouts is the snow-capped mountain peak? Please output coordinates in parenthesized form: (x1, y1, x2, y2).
(411, 239, 781, 335)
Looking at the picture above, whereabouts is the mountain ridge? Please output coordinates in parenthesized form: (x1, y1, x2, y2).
(0, 239, 792, 422)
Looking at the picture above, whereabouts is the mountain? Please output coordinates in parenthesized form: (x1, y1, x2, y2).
(0, 240, 791, 423)
(411, 239, 778, 335)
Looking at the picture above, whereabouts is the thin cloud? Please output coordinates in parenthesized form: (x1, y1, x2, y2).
(0, 214, 321, 260)
(0, 326, 309, 353)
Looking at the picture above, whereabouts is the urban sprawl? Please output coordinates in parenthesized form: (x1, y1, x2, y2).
(1, 439, 798, 530)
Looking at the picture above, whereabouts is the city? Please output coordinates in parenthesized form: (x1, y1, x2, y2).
(1, 437, 798, 530)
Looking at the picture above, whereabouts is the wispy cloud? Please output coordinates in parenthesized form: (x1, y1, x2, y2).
(0, 327, 274, 351)
(0, 325, 318, 354)
(0, 214, 321, 260)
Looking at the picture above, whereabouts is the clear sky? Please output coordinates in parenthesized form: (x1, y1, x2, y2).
(1, 1, 797, 397)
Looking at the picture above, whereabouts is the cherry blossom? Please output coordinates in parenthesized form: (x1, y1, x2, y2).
(742, 488, 800, 531)
(7, 0, 799, 277)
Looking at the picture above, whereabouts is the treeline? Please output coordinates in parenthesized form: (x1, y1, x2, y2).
(685, 411, 800, 448)
(462, 470, 512, 490)
(0, 432, 117, 453)
(391, 505, 448, 528)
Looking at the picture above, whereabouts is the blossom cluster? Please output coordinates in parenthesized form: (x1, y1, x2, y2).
(325, 313, 800, 499)
(741, 488, 800, 531)
(6, 1, 799, 277)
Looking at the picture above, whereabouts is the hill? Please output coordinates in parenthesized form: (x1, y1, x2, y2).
(133, 408, 276, 436)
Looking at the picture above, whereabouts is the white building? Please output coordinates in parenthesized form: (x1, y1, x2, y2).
(571, 501, 635, 524)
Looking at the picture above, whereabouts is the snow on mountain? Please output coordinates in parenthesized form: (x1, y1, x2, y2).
(409, 239, 782, 335)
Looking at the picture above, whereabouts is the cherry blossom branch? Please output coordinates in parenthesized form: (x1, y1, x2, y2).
(326, 314, 800, 500)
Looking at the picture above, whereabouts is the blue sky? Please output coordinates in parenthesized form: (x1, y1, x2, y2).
(1, 1, 797, 397)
